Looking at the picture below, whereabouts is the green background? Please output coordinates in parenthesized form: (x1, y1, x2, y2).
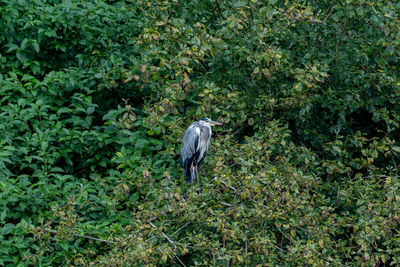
(0, 0, 399, 265)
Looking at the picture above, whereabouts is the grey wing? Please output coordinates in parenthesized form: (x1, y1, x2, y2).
(180, 122, 200, 167)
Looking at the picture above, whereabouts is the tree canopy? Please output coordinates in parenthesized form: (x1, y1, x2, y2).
(1, 0, 400, 266)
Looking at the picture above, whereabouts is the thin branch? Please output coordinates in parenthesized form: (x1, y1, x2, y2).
(74, 233, 118, 244)
(215, 178, 267, 207)
(231, 126, 246, 137)
(149, 223, 187, 267)
(43, 228, 118, 245)
(217, 179, 237, 192)
(175, 255, 188, 267)
(361, 174, 399, 179)
(247, 0, 254, 25)
(172, 222, 190, 237)
(149, 221, 177, 249)
(145, 235, 163, 243)
(272, 243, 286, 253)
(322, 3, 336, 24)
(220, 201, 233, 207)
(214, 0, 225, 20)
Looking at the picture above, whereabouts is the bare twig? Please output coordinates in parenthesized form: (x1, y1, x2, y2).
(220, 202, 233, 207)
(214, 0, 225, 20)
(322, 3, 336, 24)
(145, 235, 163, 243)
(247, 0, 254, 25)
(43, 228, 118, 245)
(272, 243, 286, 253)
(175, 255, 188, 267)
(217, 179, 237, 192)
(149, 221, 177, 249)
(231, 126, 246, 137)
(215, 178, 267, 207)
(172, 222, 190, 237)
(362, 174, 399, 179)
(149, 223, 187, 267)
(74, 233, 119, 244)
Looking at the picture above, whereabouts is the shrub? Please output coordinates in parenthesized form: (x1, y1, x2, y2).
(1, 0, 399, 266)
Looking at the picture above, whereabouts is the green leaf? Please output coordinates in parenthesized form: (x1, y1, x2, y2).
(392, 146, 400, 153)
(41, 141, 49, 151)
(32, 42, 40, 53)
(0, 210, 6, 222)
(87, 106, 95, 115)
(57, 107, 72, 114)
(5, 43, 19, 53)
(16, 52, 25, 64)
(2, 224, 15, 235)
(20, 38, 28, 50)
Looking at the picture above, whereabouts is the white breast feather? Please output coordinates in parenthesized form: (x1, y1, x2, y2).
(195, 127, 201, 150)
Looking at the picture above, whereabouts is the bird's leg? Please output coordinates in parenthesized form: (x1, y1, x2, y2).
(196, 165, 200, 187)
(190, 162, 194, 183)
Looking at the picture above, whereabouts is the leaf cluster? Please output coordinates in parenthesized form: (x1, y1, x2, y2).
(1, 0, 400, 266)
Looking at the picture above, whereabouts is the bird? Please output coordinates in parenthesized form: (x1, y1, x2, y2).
(180, 117, 223, 184)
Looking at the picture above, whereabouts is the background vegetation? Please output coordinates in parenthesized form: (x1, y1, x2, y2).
(1, 0, 400, 265)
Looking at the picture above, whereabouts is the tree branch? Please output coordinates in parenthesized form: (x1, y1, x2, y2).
(172, 222, 190, 237)
(74, 233, 119, 244)
(322, 3, 336, 24)
(215, 178, 267, 207)
(42, 228, 118, 245)
(149, 221, 177, 249)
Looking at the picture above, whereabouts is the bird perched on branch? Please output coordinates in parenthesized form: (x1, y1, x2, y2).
(180, 117, 223, 184)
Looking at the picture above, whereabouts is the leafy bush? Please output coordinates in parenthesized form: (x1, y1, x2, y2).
(0, 0, 399, 266)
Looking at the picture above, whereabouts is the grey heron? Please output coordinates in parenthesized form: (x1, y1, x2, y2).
(180, 117, 223, 184)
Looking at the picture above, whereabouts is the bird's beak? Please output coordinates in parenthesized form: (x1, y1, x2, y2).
(209, 120, 224, 126)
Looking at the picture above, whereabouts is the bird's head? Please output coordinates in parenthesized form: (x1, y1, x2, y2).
(200, 117, 224, 126)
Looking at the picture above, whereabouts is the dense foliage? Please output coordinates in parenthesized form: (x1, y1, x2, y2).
(1, 0, 400, 265)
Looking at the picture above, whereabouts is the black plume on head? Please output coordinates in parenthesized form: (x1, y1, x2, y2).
(201, 117, 210, 121)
